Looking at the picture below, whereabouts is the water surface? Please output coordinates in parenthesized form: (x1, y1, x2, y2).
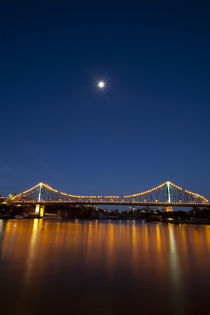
(0, 219, 210, 315)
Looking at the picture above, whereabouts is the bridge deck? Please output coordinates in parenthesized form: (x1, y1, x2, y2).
(13, 201, 210, 207)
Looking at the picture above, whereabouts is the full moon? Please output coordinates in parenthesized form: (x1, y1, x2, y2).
(98, 81, 105, 88)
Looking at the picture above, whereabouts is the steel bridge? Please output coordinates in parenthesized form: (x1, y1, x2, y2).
(10, 181, 209, 208)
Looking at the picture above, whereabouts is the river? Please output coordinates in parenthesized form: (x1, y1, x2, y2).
(0, 219, 210, 315)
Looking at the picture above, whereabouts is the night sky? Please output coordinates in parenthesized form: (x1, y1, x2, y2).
(0, 1, 210, 198)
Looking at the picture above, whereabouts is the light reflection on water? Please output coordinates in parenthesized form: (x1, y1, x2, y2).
(0, 219, 210, 315)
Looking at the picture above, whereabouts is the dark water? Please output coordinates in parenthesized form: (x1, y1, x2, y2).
(0, 219, 210, 315)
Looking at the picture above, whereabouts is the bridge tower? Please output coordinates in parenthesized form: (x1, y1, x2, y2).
(166, 181, 173, 212)
(35, 183, 45, 217)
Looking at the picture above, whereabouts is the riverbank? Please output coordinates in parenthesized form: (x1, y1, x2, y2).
(1, 204, 210, 225)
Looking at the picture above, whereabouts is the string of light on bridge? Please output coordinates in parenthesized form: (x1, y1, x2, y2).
(11, 181, 209, 203)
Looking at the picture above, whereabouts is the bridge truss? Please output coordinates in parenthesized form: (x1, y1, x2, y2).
(10, 181, 209, 207)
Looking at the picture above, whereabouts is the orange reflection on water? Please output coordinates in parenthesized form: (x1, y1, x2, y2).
(1, 219, 210, 314)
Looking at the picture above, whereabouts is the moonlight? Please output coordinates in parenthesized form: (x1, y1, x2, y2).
(98, 81, 105, 88)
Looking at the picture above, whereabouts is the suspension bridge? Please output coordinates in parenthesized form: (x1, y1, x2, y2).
(9, 181, 209, 216)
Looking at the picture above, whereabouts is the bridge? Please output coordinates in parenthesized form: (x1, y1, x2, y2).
(10, 181, 209, 217)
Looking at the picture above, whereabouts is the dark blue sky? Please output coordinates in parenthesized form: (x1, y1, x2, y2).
(1, 1, 210, 198)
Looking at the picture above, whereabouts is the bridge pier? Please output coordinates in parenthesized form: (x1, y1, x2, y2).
(35, 204, 45, 217)
(34, 183, 45, 217)
(166, 182, 173, 212)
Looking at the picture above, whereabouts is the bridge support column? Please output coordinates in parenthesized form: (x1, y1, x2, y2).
(166, 182, 173, 212)
(35, 204, 45, 217)
(35, 183, 45, 217)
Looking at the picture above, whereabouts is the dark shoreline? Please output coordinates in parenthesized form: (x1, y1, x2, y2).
(1, 203, 210, 225)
